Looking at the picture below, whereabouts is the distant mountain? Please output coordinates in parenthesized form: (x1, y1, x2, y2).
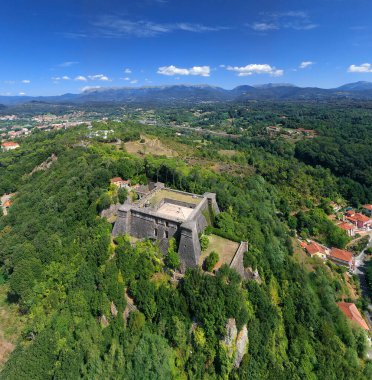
(253, 83, 296, 89)
(335, 81, 372, 91)
(1, 82, 372, 106)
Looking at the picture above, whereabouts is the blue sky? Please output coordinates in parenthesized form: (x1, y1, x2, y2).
(1, 0, 372, 95)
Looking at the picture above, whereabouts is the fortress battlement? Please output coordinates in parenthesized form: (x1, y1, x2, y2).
(113, 183, 220, 271)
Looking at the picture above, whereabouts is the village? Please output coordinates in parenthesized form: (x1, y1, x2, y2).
(299, 203, 372, 337)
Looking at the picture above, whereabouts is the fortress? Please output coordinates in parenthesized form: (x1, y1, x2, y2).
(113, 182, 220, 270)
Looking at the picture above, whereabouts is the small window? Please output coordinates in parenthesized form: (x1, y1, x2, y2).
(154, 229, 158, 237)
(165, 231, 169, 238)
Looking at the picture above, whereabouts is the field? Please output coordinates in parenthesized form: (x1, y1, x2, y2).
(218, 149, 238, 157)
(0, 284, 23, 370)
(124, 136, 178, 157)
(199, 234, 240, 268)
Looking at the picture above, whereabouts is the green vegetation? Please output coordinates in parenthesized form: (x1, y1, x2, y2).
(199, 234, 209, 251)
(204, 251, 219, 272)
(0, 102, 371, 379)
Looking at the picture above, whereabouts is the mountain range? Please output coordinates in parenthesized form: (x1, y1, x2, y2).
(2, 81, 372, 106)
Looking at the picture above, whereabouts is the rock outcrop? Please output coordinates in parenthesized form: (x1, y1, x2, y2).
(221, 318, 249, 368)
(234, 325, 248, 367)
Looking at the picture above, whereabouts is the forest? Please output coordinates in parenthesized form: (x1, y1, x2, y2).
(0, 101, 371, 379)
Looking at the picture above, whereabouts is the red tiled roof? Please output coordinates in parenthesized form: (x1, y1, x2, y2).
(1, 142, 19, 147)
(353, 213, 370, 223)
(363, 204, 372, 211)
(337, 302, 369, 331)
(305, 242, 325, 256)
(346, 210, 355, 216)
(111, 177, 123, 182)
(330, 248, 353, 263)
(337, 222, 354, 231)
(3, 200, 11, 207)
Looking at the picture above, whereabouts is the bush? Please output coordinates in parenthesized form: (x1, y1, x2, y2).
(200, 235, 209, 251)
(204, 251, 219, 272)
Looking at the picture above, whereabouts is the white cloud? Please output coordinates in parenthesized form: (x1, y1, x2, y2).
(299, 61, 314, 69)
(75, 75, 88, 81)
(124, 68, 132, 74)
(226, 64, 284, 77)
(81, 86, 101, 92)
(91, 16, 228, 38)
(121, 77, 131, 81)
(88, 74, 111, 81)
(249, 11, 317, 32)
(130, 79, 138, 84)
(58, 61, 79, 67)
(21, 79, 30, 84)
(53, 76, 71, 81)
(348, 63, 372, 73)
(251, 22, 278, 31)
(157, 65, 210, 77)
(19, 92, 26, 96)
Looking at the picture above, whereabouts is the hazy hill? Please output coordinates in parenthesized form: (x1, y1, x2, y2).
(2, 82, 372, 105)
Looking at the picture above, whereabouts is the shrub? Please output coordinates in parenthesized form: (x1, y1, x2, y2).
(204, 251, 219, 272)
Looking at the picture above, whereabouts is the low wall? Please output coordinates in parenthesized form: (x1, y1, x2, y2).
(230, 242, 249, 279)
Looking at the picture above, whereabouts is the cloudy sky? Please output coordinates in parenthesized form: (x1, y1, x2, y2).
(1, 0, 372, 95)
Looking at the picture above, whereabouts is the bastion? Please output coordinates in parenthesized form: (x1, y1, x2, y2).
(112, 182, 220, 271)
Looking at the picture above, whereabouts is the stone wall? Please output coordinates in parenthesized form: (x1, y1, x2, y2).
(178, 221, 201, 271)
(230, 242, 249, 279)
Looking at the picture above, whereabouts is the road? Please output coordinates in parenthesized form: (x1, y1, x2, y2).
(353, 231, 372, 359)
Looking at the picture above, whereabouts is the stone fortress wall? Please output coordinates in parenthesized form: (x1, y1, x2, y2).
(113, 183, 220, 271)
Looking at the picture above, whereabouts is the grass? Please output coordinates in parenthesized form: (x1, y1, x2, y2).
(218, 149, 237, 157)
(198, 234, 239, 268)
(124, 136, 178, 158)
(148, 189, 202, 208)
(0, 284, 24, 370)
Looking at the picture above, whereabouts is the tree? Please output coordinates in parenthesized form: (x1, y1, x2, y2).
(117, 187, 128, 204)
(165, 238, 180, 270)
(204, 251, 219, 272)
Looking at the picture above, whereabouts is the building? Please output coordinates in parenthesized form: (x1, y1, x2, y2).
(110, 177, 130, 189)
(329, 247, 354, 270)
(345, 211, 371, 230)
(113, 183, 220, 271)
(304, 242, 327, 259)
(1, 142, 20, 152)
(362, 204, 372, 216)
(337, 302, 369, 331)
(337, 222, 356, 237)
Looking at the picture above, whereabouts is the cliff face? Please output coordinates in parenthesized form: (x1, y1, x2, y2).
(222, 318, 248, 368)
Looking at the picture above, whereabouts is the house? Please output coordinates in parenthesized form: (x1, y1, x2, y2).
(110, 177, 131, 189)
(362, 204, 372, 216)
(329, 247, 354, 270)
(3, 200, 11, 208)
(337, 302, 369, 331)
(1, 142, 20, 152)
(337, 222, 356, 237)
(304, 242, 327, 259)
(345, 211, 371, 230)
